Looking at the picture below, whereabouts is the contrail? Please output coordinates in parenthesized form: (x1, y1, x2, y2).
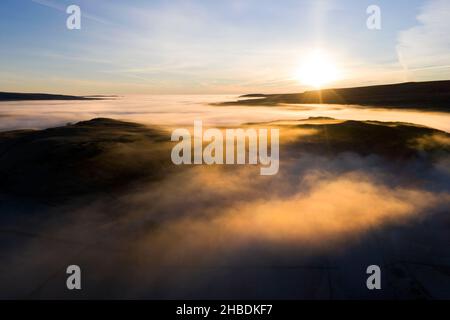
(31, 0, 110, 25)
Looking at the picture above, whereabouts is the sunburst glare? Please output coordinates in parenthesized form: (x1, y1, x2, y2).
(295, 49, 341, 88)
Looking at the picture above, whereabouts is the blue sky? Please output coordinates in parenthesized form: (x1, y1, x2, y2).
(0, 0, 449, 94)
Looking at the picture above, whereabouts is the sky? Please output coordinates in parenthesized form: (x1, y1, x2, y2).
(0, 0, 449, 95)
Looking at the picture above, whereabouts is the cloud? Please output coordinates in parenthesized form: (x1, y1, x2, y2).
(31, 0, 110, 25)
(397, 0, 450, 79)
(145, 172, 447, 259)
(1, 121, 450, 298)
(31, 0, 62, 11)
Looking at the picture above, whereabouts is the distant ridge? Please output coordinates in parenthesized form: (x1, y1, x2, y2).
(0, 92, 108, 101)
(222, 80, 450, 111)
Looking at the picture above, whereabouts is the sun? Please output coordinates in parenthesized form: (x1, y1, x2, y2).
(295, 50, 340, 89)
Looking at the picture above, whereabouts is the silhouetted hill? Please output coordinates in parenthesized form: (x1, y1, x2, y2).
(0, 92, 103, 101)
(0, 117, 448, 199)
(221, 81, 450, 110)
(0, 118, 172, 198)
(239, 94, 267, 98)
(248, 117, 450, 160)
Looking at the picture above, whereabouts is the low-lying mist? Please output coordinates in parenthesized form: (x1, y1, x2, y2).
(0, 117, 449, 299)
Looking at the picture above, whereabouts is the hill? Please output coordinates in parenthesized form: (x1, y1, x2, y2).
(0, 92, 103, 101)
(219, 80, 450, 110)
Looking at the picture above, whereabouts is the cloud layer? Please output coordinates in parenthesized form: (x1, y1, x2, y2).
(397, 0, 450, 80)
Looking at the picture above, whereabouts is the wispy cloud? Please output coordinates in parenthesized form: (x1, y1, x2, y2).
(31, 0, 110, 25)
(5, 1, 447, 94)
(31, 0, 63, 11)
(397, 0, 450, 80)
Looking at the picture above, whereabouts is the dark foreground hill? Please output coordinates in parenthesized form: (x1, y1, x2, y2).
(0, 118, 172, 198)
(220, 80, 450, 110)
(0, 92, 105, 101)
(0, 117, 449, 299)
(0, 117, 448, 199)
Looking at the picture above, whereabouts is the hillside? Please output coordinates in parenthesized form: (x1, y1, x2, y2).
(221, 81, 450, 110)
